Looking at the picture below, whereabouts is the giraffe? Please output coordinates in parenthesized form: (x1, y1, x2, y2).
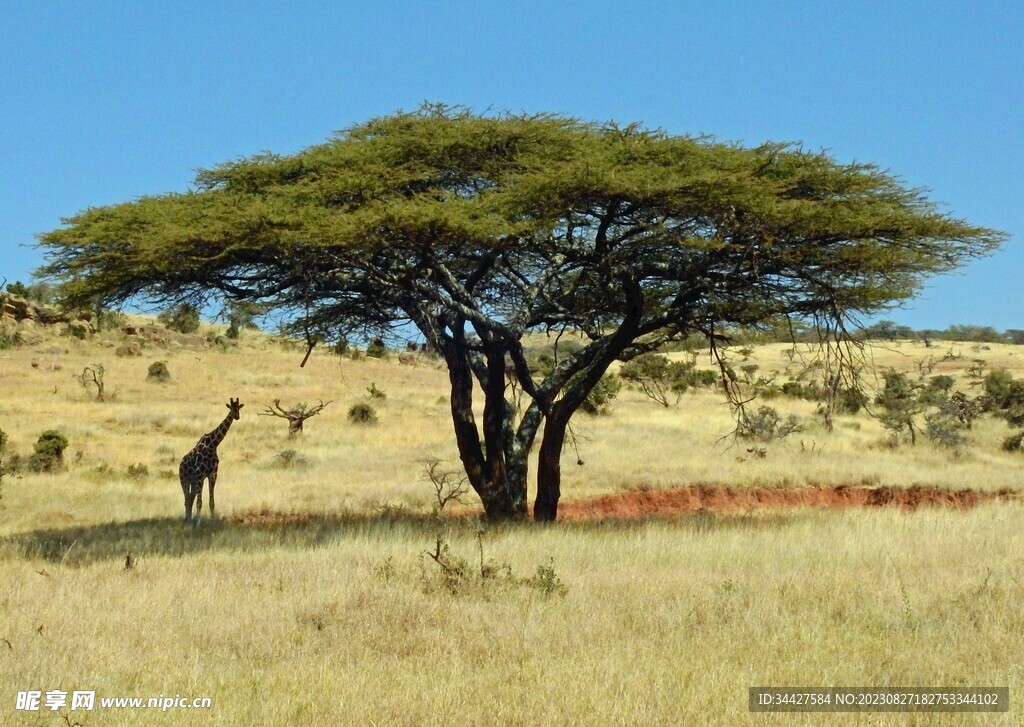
(179, 398, 243, 524)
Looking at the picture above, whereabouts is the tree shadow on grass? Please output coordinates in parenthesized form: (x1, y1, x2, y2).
(0, 507, 812, 566)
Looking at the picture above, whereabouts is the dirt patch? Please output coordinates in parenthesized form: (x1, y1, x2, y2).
(556, 485, 1019, 522)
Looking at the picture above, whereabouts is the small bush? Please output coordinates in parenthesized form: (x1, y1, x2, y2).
(28, 430, 69, 473)
(738, 406, 803, 443)
(366, 340, 389, 359)
(578, 374, 622, 415)
(3, 453, 24, 474)
(274, 449, 309, 468)
(147, 361, 171, 383)
(924, 413, 968, 451)
(0, 330, 23, 349)
(158, 304, 201, 334)
(0, 428, 7, 454)
(94, 308, 127, 332)
(348, 403, 378, 425)
(116, 342, 142, 358)
(526, 560, 568, 598)
(1003, 431, 1024, 452)
(834, 386, 869, 415)
(66, 320, 91, 340)
(126, 463, 150, 480)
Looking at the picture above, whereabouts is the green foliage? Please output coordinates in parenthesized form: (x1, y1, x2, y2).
(365, 340, 389, 359)
(94, 308, 127, 332)
(274, 449, 309, 468)
(36, 105, 1006, 521)
(348, 403, 378, 425)
(619, 353, 715, 407)
(924, 413, 968, 452)
(66, 320, 90, 340)
(982, 369, 1024, 427)
(834, 386, 869, 415)
(862, 320, 915, 341)
(28, 430, 69, 473)
(0, 329, 23, 349)
(147, 361, 171, 382)
(1002, 431, 1024, 452)
(919, 375, 955, 407)
(738, 406, 803, 443)
(525, 560, 568, 598)
(157, 304, 201, 334)
(5, 280, 54, 303)
(126, 463, 149, 480)
(578, 374, 621, 415)
(1006, 330, 1024, 346)
(224, 301, 263, 339)
(0, 427, 7, 454)
(875, 370, 924, 445)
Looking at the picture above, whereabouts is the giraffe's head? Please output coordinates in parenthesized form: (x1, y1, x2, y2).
(226, 398, 244, 420)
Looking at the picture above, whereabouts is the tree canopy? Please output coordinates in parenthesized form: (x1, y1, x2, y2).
(38, 104, 1004, 521)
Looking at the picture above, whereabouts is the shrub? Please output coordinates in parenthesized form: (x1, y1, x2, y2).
(28, 430, 69, 473)
(94, 308, 127, 332)
(983, 369, 1014, 403)
(0, 330, 23, 349)
(619, 353, 713, 406)
(924, 413, 968, 451)
(0, 428, 7, 454)
(578, 374, 621, 415)
(781, 381, 809, 399)
(147, 361, 171, 383)
(365, 340, 389, 359)
(834, 386, 869, 415)
(738, 406, 803, 443)
(1002, 431, 1024, 452)
(126, 463, 149, 480)
(348, 403, 378, 425)
(875, 370, 924, 445)
(525, 560, 568, 598)
(157, 303, 201, 334)
(66, 320, 91, 340)
(116, 342, 142, 358)
(274, 449, 309, 468)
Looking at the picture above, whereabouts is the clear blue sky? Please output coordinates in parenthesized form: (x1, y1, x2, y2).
(2, 1, 1021, 329)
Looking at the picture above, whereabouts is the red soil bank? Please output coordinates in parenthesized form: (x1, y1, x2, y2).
(555, 485, 1018, 522)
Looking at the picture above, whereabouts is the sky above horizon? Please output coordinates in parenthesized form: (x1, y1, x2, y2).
(2, 1, 1021, 329)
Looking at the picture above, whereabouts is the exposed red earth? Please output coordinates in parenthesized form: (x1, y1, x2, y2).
(555, 484, 1018, 522)
(228, 485, 1017, 527)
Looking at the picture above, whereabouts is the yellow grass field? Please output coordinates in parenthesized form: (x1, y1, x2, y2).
(2, 321, 1024, 724)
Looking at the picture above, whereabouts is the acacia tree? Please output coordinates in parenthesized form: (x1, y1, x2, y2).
(38, 105, 1003, 521)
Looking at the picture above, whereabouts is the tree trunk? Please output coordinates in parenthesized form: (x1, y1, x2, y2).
(445, 333, 528, 521)
(534, 415, 567, 522)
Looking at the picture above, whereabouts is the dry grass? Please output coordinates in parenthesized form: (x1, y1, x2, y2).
(2, 324, 1024, 724)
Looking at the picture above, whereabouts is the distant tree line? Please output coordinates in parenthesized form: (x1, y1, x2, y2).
(681, 319, 1024, 348)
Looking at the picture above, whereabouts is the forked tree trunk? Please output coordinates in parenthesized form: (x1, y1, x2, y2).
(445, 335, 529, 521)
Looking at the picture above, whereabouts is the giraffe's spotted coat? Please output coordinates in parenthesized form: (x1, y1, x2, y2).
(179, 398, 243, 524)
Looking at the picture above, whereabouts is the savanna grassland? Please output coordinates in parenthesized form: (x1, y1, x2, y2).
(3, 320, 1024, 725)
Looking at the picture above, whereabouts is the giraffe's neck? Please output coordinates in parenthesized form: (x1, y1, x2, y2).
(205, 413, 235, 448)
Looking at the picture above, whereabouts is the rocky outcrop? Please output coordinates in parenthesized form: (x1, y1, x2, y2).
(0, 293, 70, 324)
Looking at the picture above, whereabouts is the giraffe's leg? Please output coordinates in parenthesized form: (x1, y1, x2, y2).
(208, 470, 217, 521)
(194, 481, 204, 526)
(183, 484, 197, 523)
